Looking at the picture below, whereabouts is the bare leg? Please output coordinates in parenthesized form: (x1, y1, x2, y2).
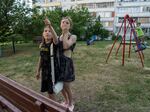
(64, 82, 73, 106)
(64, 82, 74, 111)
(61, 88, 69, 105)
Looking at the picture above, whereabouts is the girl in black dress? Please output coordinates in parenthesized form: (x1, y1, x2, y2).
(36, 18, 58, 100)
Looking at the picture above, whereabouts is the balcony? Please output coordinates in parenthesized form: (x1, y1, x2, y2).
(116, 12, 150, 17)
(100, 17, 114, 22)
(115, 23, 150, 28)
(35, 2, 61, 7)
(89, 8, 114, 12)
(75, 0, 115, 4)
(104, 27, 113, 31)
(116, 2, 150, 7)
(142, 23, 150, 28)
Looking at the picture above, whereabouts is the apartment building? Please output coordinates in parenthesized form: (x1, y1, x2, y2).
(114, 0, 150, 37)
(63, 0, 115, 32)
(34, 0, 62, 10)
(33, 0, 150, 36)
(34, 0, 115, 32)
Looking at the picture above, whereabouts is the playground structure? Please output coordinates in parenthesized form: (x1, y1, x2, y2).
(106, 14, 146, 67)
(86, 35, 97, 45)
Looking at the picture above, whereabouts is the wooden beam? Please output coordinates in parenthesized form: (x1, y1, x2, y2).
(0, 74, 69, 112)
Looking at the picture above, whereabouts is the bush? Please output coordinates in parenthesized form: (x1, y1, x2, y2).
(112, 33, 122, 41)
(145, 36, 150, 40)
(112, 34, 116, 40)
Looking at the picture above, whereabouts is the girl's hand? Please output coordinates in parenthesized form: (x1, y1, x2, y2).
(44, 18, 51, 26)
(36, 72, 40, 80)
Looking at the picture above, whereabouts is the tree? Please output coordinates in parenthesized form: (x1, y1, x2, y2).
(0, 0, 32, 39)
(64, 7, 92, 40)
(100, 29, 109, 40)
(0, 0, 15, 40)
(30, 7, 92, 41)
(0, 0, 32, 52)
(86, 16, 109, 40)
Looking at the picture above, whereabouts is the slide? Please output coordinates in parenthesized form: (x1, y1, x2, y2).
(86, 35, 97, 45)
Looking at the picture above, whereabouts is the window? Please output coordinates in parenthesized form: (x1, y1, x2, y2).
(143, 7, 150, 12)
(105, 12, 112, 17)
(117, 7, 141, 13)
(87, 3, 95, 9)
(118, 0, 150, 2)
(102, 22, 113, 27)
(37, 0, 45, 3)
(118, 17, 138, 23)
(96, 2, 114, 8)
(98, 12, 112, 18)
(138, 17, 150, 23)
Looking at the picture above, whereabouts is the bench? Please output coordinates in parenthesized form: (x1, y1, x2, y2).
(120, 41, 136, 45)
(0, 74, 69, 112)
(0, 95, 22, 112)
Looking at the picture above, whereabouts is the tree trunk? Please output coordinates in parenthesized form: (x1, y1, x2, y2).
(12, 36, 16, 54)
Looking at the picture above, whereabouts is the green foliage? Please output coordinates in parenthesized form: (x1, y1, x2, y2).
(31, 7, 92, 40)
(86, 16, 109, 40)
(31, 7, 63, 36)
(66, 7, 92, 40)
(112, 33, 116, 40)
(100, 29, 109, 40)
(31, 7, 46, 36)
(0, 0, 32, 42)
(145, 36, 150, 40)
(0, 3, 109, 42)
(0, 0, 15, 40)
(86, 20, 102, 39)
(112, 33, 122, 41)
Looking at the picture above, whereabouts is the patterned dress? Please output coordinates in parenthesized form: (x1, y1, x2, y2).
(57, 37, 76, 82)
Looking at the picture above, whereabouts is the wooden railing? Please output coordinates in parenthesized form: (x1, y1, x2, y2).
(0, 74, 69, 112)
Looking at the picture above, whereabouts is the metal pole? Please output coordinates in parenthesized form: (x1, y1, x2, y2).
(106, 20, 124, 63)
(129, 18, 144, 67)
(122, 16, 127, 66)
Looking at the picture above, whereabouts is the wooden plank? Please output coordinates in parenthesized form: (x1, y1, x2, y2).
(0, 96, 22, 112)
(0, 83, 38, 112)
(120, 41, 136, 44)
(0, 74, 69, 112)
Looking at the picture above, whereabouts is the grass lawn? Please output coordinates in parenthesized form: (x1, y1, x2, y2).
(0, 41, 150, 112)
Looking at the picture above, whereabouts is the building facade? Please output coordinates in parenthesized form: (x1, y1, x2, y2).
(34, 0, 62, 10)
(72, 0, 115, 32)
(33, 0, 150, 36)
(114, 0, 150, 37)
(34, 0, 115, 32)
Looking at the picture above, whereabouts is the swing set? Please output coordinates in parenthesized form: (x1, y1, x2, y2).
(106, 14, 146, 67)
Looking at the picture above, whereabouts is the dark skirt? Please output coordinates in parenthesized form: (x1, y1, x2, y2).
(60, 55, 75, 82)
(41, 68, 53, 94)
(40, 60, 60, 94)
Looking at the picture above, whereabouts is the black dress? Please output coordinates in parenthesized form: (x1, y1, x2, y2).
(57, 38, 76, 82)
(39, 42, 61, 94)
